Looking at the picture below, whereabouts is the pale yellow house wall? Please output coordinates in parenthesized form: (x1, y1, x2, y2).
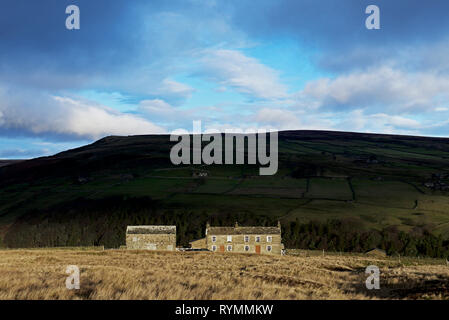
(206, 234, 282, 255)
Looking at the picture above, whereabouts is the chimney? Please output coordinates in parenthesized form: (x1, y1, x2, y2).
(206, 222, 210, 229)
(235, 221, 239, 228)
(277, 220, 281, 229)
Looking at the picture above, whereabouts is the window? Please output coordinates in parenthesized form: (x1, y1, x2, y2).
(244, 235, 249, 242)
(267, 245, 272, 252)
(255, 236, 261, 243)
(211, 236, 217, 242)
(244, 245, 250, 252)
(132, 237, 138, 242)
(267, 236, 272, 243)
(227, 245, 232, 252)
(212, 245, 217, 252)
(227, 235, 232, 242)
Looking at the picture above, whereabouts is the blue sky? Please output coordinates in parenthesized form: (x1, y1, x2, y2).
(2, 0, 449, 158)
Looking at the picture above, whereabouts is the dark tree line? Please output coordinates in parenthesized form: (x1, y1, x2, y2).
(3, 196, 277, 248)
(282, 219, 449, 258)
(3, 196, 449, 258)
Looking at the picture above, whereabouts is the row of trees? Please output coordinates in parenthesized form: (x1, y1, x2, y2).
(282, 219, 449, 258)
(4, 196, 449, 258)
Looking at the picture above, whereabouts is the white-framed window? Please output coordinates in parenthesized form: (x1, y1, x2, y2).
(227, 235, 232, 242)
(211, 236, 217, 242)
(244, 235, 249, 242)
(132, 237, 138, 242)
(267, 245, 272, 252)
(212, 245, 217, 252)
(244, 245, 250, 252)
(227, 245, 232, 252)
(267, 236, 272, 243)
(255, 236, 261, 243)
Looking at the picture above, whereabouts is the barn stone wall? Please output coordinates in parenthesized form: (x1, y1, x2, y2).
(126, 233, 176, 251)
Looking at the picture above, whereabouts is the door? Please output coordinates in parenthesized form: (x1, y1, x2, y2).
(220, 245, 225, 252)
(255, 245, 261, 254)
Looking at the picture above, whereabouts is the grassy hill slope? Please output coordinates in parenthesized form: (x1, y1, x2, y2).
(1, 130, 449, 250)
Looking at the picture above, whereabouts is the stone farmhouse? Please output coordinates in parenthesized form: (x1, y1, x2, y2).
(205, 222, 284, 255)
(126, 225, 176, 251)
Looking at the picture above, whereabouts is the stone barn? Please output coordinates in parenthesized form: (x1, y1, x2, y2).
(126, 225, 176, 251)
(205, 221, 284, 255)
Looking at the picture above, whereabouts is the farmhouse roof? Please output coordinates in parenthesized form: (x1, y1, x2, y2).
(207, 226, 281, 235)
(126, 225, 176, 235)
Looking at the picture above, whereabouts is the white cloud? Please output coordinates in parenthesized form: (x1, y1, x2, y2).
(138, 99, 230, 131)
(0, 89, 165, 140)
(199, 49, 288, 100)
(58, 97, 165, 138)
(298, 67, 449, 113)
(253, 108, 300, 130)
(249, 107, 428, 136)
(156, 79, 195, 101)
(370, 113, 421, 129)
(253, 107, 334, 131)
(336, 110, 423, 135)
(138, 99, 176, 118)
(105, 75, 195, 106)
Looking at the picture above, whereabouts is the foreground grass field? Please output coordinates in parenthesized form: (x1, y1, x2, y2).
(0, 249, 448, 300)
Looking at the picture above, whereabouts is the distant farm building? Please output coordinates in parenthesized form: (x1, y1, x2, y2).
(206, 222, 284, 255)
(365, 248, 387, 257)
(192, 171, 209, 178)
(126, 225, 176, 251)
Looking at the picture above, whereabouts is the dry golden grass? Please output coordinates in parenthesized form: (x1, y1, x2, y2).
(0, 249, 448, 300)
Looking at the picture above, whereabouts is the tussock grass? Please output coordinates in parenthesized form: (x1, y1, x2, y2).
(0, 249, 448, 300)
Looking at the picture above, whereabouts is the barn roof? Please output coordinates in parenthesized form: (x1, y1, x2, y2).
(365, 248, 387, 255)
(207, 226, 280, 235)
(189, 238, 206, 244)
(126, 225, 176, 234)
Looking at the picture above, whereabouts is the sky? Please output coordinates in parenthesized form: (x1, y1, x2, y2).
(2, 0, 449, 158)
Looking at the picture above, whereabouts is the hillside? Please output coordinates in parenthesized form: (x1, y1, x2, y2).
(1, 130, 449, 253)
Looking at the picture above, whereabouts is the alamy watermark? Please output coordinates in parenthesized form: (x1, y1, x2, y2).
(365, 265, 380, 290)
(64, 4, 379, 31)
(66, 265, 80, 290)
(365, 5, 380, 30)
(169, 121, 278, 176)
(65, 5, 80, 30)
